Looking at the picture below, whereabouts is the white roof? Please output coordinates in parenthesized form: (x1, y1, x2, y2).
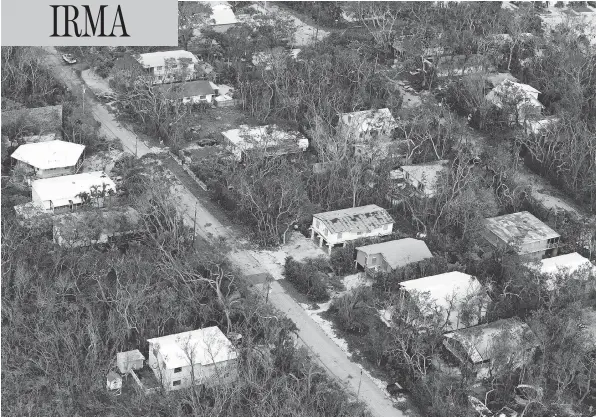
(486, 80, 543, 109)
(398, 160, 449, 197)
(207, 1, 238, 26)
(31, 171, 116, 206)
(136, 50, 199, 69)
(400, 271, 486, 330)
(147, 326, 237, 369)
(527, 252, 596, 290)
(11, 140, 85, 170)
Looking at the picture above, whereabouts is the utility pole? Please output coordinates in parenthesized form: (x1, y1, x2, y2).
(82, 85, 86, 114)
(357, 369, 363, 400)
(192, 203, 197, 245)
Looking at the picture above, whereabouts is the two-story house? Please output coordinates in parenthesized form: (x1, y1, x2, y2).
(483, 211, 560, 261)
(311, 205, 394, 254)
(147, 326, 238, 391)
(355, 238, 433, 273)
(136, 50, 199, 84)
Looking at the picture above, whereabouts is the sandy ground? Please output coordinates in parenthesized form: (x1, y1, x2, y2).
(80, 149, 124, 175)
(81, 69, 114, 96)
(250, 3, 329, 46)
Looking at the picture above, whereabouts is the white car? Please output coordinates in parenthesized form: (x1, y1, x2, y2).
(62, 54, 77, 64)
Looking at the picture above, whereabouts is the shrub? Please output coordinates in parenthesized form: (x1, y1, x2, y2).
(284, 256, 329, 302)
(330, 243, 356, 276)
(329, 287, 374, 334)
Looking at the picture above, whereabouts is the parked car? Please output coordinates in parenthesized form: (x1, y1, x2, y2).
(197, 138, 217, 147)
(62, 54, 77, 64)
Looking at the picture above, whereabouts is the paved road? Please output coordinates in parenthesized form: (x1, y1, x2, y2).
(39, 47, 152, 157)
(40, 47, 408, 417)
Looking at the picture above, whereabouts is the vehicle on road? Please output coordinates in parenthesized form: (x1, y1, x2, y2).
(62, 54, 77, 64)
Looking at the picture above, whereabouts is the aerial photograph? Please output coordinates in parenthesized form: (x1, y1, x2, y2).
(1, 1, 596, 416)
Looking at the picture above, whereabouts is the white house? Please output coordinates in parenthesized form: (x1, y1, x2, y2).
(311, 204, 394, 254)
(443, 318, 538, 379)
(135, 50, 199, 84)
(485, 80, 543, 125)
(221, 125, 309, 161)
(52, 206, 141, 248)
(337, 109, 398, 158)
(398, 271, 489, 332)
(205, 1, 238, 33)
(390, 160, 449, 198)
(526, 252, 596, 291)
(154, 80, 216, 104)
(483, 211, 560, 260)
(355, 238, 433, 273)
(31, 171, 116, 212)
(11, 140, 85, 178)
(147, 326, 238, 391)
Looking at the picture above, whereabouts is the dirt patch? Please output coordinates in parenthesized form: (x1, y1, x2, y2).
(80, 149, 124, 175)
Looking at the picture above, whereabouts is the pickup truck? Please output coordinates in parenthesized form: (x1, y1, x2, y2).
(62, 54, 77, 64)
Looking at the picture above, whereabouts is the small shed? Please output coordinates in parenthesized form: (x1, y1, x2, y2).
(117, 349, 145, 374)
(106, 370, 122, 393)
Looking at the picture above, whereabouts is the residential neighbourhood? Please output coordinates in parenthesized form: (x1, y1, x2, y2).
(2, 2, 596, 417)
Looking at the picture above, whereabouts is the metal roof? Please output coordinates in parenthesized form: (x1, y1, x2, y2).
(398, 160, 449, 197)
(154, 80, 215, 99)
(313, 204, 394, 234)
(136, 50, 199, 69)
(526, 252, 596, 291)
(11, 140, 85, 170)
(484, 211, 560, 246)
(31, 171, 116, 206)
(356, 238, 433, 270)
(147, 326, 237, 369)
(444, 318, 537, 364)
(206, 1, 238, 26)
(221, 125, 308, 157)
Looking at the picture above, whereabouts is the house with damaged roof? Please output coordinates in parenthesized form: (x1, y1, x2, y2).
(310, 205, 394, 254)
(483, 211, 560, 261)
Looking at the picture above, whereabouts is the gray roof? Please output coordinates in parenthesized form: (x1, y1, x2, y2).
(356, 238, 433, 270)
(154, 80, 215, 100)
(313, 204, 393, 234)
(484, 211, 560, 245)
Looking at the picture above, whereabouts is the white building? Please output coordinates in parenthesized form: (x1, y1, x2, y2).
(154, 80, 216, 104)
(485, 80, 543, 125)
(31, 171, 116, 212)
(11, 140, 85, 178)
(136, 50, 199, 84)
(483, 211, 560, 260)
(355, 238, 433, 273)
(443, 318, 538, 379)
(205, 1, 238, 33)
(311, 205, 394, 254)
(147, 327, 238, 391)
(399, 271, 489, 332)
(526, 252, 596, 291)
(221, 125, 309, 161)
(390, 160, 449, 198)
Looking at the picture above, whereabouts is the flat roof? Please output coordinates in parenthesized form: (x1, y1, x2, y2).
(147, 326, 237, 369)
(484, 211, 560, 246)
(313, 204, 394, 234)
(207, 1, 238, 26)
(11, 140, 85, 170)
(32, 171, 116, 205)
(136, 50, 199, 69)
(356, 238, 433, 269)
(444, 318, 537, 364)
(398, 160, 449, 196)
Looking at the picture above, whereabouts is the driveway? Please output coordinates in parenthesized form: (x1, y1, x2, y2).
(40, 46, 409, 417)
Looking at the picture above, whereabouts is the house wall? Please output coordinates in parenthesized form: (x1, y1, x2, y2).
(312, 218, 393, 245)
(211, 23, 235, 33)
(355, 250, 390, 272)
(484, 229, 555, 257)
(181, 93, 213, 104)
(150, 65, 196, 85)
(37, 165, 76, 179)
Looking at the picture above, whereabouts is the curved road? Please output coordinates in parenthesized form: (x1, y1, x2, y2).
(40, 46, 412, 417)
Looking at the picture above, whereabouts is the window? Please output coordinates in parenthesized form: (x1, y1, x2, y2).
(383, 224, 390, 230)
(199, 95, 206, 99)
(174, 367, 182, 373)
(172, 380, 181, 386)
(371, 256, 377, 265)
(156, 66, 163, 71)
